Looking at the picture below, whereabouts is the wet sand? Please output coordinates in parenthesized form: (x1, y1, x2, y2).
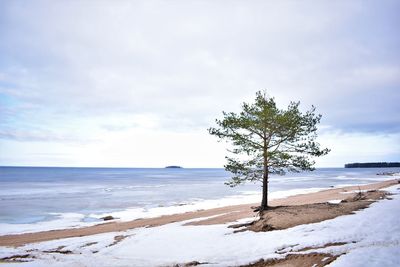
(0, 179, 397, 247)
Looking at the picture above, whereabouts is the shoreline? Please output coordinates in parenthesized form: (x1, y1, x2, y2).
(0, 179, 398, 247)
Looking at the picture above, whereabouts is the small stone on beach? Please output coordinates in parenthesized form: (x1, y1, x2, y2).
(101, 216, 115, 221)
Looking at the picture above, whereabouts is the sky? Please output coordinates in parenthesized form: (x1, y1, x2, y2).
(0, 0, 399, 168)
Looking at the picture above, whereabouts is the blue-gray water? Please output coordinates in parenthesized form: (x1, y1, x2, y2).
(0, 167, 398, 225)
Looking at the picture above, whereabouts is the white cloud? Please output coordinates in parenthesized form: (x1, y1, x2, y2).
(0, 128, 228, 167)
(0, 0, 399, 166)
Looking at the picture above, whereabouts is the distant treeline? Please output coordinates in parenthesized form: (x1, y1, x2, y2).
(345, 162, 400, 168)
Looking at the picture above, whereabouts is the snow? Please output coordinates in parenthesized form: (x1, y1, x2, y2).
(339, 189, 369, 194)
(330, 246, 400, 267)
(0, 213, 101, 236)
(328, 199, 342, 204)
(1, 185, 399, 267)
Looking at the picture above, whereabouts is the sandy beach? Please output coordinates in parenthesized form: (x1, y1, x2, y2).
(2, 1, 399, 266)
(0, 179, 397, 248)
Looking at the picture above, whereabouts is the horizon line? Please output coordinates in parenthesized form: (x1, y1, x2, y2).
(0, 165, 344, 169)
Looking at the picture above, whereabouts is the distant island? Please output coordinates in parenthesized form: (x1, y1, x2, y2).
(165, 166, 183, 169)
(345, 162, 400, 168)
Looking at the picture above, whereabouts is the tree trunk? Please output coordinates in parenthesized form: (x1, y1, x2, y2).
(261, 140, 269, 211)
(260, 165, 269, 211)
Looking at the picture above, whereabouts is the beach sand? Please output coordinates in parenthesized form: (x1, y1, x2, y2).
(0, 179, 397, 247)
(232, 189, 388, 233)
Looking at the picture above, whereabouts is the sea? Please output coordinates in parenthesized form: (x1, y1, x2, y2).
(0, 167, 398, 234)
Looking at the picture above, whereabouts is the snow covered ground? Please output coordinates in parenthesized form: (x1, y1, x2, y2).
(1, 185, 399, 267)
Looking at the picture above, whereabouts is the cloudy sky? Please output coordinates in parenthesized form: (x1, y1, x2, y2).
(0, 0, 399, 168)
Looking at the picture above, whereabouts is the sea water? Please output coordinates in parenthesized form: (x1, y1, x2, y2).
(0, 167, 398, 233)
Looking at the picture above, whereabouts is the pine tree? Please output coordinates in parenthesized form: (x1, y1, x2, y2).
(209, 91, 330, 211)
